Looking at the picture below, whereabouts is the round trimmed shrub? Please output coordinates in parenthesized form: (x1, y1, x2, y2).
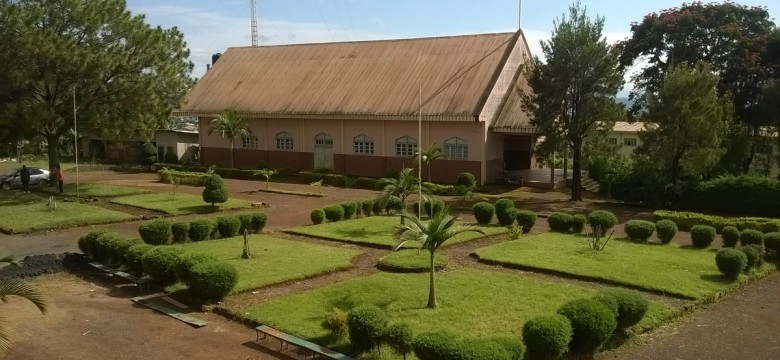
(587, 210, 618, 232)
(522, 314, 572, 360)
(547, 212, 573, 233)
(340, 202, 358, 220)
(455, 337, 522, 360)
(721, 226, 741, 248)
(109, 237, 144, 266)
(361, 200, 374, 217)
(321, 309, 348, 340)
(138, 219, 172, 245)
(412, 331, 460, 360)
(570, 214, 587, 234)
(346, 305, 388, 353)
(424, 198, 446, 218)
(738, 245, 761, 272)
(189, 219, 214, 242)
(690, 225, 717, 248)
(188, 261, 239, 301)
(597, 288, 649, 330)
(515, 210, 537, 234)
(216, 216, 241, 238)
(323, 205, 345, 222)
(715, 248, 748, 278)
(473, 202, 495, 225)
(556, 298, 617, 354)
(385, 322, 414, 359)
(487, 337, 525, 360)
(310, 209, 326, 224)
(250, 212, 267, 233)
(764, 232, 780, 260)
(494, 199, 517, 226)
(385, 196, 404, 214)
(141, 246, 184, 285)
(371, 198, 383, 215)
(740, 229, 764, 246)
(202, 174, 228, 206)
(655, 220, 678, 244)
(171, 222, 190, 243)
(93, 232, 126, 264)
(237, 214, 253, 234)
(123, 243, 154, 276)
(457, 172, 477, 189)
(78, 230, 110, 259)
(624, 220, 655, 242)
(175, 252, 219, 283)
(750, 244, 766, 268)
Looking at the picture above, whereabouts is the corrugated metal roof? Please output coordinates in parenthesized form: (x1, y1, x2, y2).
(180, 32, 521, 120)
(613, 121, 645, 133)
(490, 63, 535, 133)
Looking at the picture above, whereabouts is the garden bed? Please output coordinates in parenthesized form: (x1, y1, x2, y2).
(377, 249, 447, 273)
(0, 193, 136, 234)
(37, 183, 150, 197)
(111, 192, 253, 215)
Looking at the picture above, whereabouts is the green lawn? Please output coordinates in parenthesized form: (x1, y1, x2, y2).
(178, 235, 362, 293)
(378, 249, 448, 272)
(111, 192, 253, 215)
(0, 193, 134, 233)
(38, 183, 150, 197)
(288, 216, 507, 248)
(245, 269, 676, 346)
(474, 232, 771, 300)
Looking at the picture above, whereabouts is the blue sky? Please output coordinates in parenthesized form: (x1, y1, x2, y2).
(127, 0, 778, 89)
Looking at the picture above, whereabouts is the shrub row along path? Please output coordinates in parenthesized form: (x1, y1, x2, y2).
(1, 170, 773, 359)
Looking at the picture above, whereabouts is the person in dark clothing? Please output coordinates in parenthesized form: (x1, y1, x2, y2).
(20, 165, 31, 194)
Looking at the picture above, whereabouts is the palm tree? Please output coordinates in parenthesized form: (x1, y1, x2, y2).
(209, 108, 251, 169)
(253, 169, 277, 190)
(415, 143, 442, 183)
(378, 168, 421, 224)
(1, 248, 47, 356)
(395, 208, 484, 309)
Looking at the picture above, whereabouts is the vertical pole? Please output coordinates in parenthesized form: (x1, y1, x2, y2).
(73, 85, 79, 199)
(518, 0, 522, 29)
(418, 86, 423, 218)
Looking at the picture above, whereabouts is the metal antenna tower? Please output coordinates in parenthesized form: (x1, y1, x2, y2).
(250, 0, 259, 46)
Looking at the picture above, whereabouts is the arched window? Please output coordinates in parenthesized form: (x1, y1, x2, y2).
(314, 133, 333, 146)
(276, 132, 294, 150)
(395, 136, 417, 157)
(443, 137, 468, 160)
(353, 134, 374, 154)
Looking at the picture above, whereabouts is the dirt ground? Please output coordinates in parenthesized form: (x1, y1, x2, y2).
(1, 169, 778, 359)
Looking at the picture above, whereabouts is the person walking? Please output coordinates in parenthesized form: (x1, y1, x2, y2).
(20, 165, 31, 194)
(54, 165, 64, 194)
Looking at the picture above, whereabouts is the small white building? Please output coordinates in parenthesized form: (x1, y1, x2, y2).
(607, 121, 644, 158)
(154, 129, 199, 163)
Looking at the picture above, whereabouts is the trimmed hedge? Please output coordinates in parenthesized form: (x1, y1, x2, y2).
(187, 261, 239, 301)
(347, 305, 388, 353)
(738, 246, 761, 272)
(158, 169, 210, 186)
(457, 172, 477, 189)
(202, 174, 229, 206)
(361, 200, 374, 217)
(175, 252, 219, 283)
(385, 322, 414, 359)
(78, 230, 111, 259)
(652, 210, 780, 233)
(422, 182, 460, 196)
(522, 314, 572, 360)
(570, 214, 587, 234)
(324, 205, 345, 222)
(123, 243, 154, 276)
(109, 237, 144, 266)
(141, 246, 184, 285)
(237, 214, 253, 234)
(216, 216, 241, 238)
(171, 222, 190, 243)
(385, 196, 404, 214)
(690, 225, 716, 248)
(587, 210, 618, 232)
(189, 219, 214, 242)
(715, 248, 748, 278)
(494, 199, 517, 226)
(682, 175, 780, 218)
(340, 202, 358, 220)
(138, 219, 172, 245)
(321, 309, 348, 340)
(740, 229, 764, 246)
(424, 198, 446, 218)
(557, 298, 616, 354)
(250, 212, 267, 233)
(515, 210, 537, 234)
(597, 288, 649, 330)
(547, 213, 573, 233)
(624, 220, 655, 242)
(473, 202, 495, 225)
(93, 232, 130, 265)
(765, 232, 780, 260)
(311, 209, 326, 224)
(413, 331, 460, 360)
(721, 226, 741, 248)
(655, 220, 678, 244)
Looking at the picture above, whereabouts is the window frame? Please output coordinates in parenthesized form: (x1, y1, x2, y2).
(241, 135, 259, 149)
(275, 132, 294, 151)
(623, 138, 637, 147)
(443, 137, 468, 160)
(353, 134, 375, 155)
(395, 136, 417, 157)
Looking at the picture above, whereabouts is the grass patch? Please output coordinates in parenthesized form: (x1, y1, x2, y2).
(474, 232, 772, 300)
(378, 249, 447, 273)
(258, 188, 325, 197)
(111, 192, 253, 215)
(288, 216, 506, 248)
(0, 192, 134, 233)
(37, 183, 150, 197)
(244, 269, 676, 345)
(178, 235, 361, 293)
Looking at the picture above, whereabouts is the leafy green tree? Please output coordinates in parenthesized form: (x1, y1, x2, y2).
(634, 63, 732, 185)
(378, 168, 421, 224)
(415, 143, 442, 183)
(521, 2, 624, 201)
(0, 0, 193, 171)
(253, 169, 277, 189)
(140, 142, 158, 166)
(209, 108, 250, 169)
(757, 79, 780, 178)
(1, 248, 47, 356)
(619, 2, 776, 173)
(202, 174, 229, 207)
(395, 208, 484, 309)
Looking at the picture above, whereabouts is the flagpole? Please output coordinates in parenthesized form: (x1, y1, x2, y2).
(73, 85, 79, 199)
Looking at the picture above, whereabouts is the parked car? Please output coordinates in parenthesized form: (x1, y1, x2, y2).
(0, 167, 50, 190)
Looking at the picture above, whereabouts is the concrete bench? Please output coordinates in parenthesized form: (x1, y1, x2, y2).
(254, 325, 354, 360)
(88, 262, 149, 293)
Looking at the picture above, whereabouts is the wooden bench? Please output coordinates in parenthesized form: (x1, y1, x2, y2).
(254, 325, 354, 360)
(89, 262, 150, 293)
